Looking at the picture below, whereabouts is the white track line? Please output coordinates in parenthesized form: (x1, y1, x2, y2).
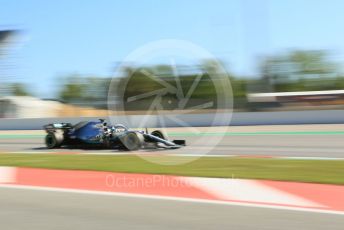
(165, 154, 344, 160)
(6, 151, 344, 160)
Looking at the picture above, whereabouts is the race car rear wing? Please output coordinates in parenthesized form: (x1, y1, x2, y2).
(43, 123, 73, 133)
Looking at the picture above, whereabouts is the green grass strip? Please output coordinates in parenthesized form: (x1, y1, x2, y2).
(0, 154, 344, 185)
(0, 134, 44, 139)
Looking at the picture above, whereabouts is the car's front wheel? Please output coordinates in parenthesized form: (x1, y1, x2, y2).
(151, 130, 168, 140)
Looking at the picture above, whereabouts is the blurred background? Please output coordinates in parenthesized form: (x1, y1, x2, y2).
(2, 0, 344, 118)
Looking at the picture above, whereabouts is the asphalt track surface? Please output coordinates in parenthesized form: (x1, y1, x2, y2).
(0, 186, 343, 230)
(1, 127, 344, 158)
(1, 125, 344, 230)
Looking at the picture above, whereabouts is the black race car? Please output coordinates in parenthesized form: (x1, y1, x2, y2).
(43, 119, 185, 151)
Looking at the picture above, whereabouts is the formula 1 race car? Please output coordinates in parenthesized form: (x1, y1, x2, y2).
(43, 119, 185, 151)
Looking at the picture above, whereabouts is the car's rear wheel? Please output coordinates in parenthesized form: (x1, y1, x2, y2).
(45, 132, 64, 149)
(120, 132, 143, 151)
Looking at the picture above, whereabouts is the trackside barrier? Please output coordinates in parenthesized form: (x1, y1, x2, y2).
(0, 110, 344, 130)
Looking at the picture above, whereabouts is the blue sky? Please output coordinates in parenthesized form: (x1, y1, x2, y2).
(1, 0, 344, 97)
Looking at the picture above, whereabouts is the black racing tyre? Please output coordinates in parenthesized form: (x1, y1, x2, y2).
(120, 132, 143, 151)
(45, 132, 64, 149)
(151, 130, 168, 140)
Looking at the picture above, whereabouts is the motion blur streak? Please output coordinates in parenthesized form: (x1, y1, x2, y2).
(2, 1, 344, 229)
